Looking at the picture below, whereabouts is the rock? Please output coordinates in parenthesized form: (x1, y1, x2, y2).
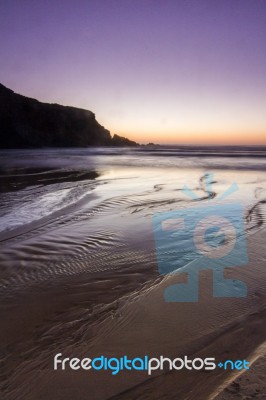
(0, 83, 138, 148)
(111, 134, 139, 147)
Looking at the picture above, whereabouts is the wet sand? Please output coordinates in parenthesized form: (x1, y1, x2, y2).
(0, 148, 265, 399)
(213, 344, 266, 399)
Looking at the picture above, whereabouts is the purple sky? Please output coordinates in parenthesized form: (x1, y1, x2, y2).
(0, 0, 266, 144)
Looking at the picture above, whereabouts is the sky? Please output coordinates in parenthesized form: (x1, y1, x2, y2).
(0, 0, 266, 145)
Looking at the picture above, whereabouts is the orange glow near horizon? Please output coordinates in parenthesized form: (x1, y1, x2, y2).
(112, 128, 266, 146)
(98, 91, 266, 146)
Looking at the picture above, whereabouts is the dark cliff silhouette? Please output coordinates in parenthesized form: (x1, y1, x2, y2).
(0, 83, 138, 148)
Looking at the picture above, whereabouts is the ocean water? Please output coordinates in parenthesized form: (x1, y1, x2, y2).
(0, 146, 265, 232)
(0, 147, 266, 400)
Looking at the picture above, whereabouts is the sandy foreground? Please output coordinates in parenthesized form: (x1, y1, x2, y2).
(213, 350, 266, 399)
(1, 226, 265, 400)
(0, 160, 265, 400)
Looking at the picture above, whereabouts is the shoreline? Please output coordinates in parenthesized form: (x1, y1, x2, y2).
(0, 153, 265, 400)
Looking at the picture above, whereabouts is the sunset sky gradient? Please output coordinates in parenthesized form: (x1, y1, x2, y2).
(0, 0, 265, 144)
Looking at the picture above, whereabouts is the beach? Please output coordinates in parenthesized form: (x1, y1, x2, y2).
(0, 147, 265, 399)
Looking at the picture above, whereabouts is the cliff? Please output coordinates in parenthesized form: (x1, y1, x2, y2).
(0, 83, 138, 148)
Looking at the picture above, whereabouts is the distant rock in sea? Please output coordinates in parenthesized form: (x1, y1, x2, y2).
(0, 83, 138, 148)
